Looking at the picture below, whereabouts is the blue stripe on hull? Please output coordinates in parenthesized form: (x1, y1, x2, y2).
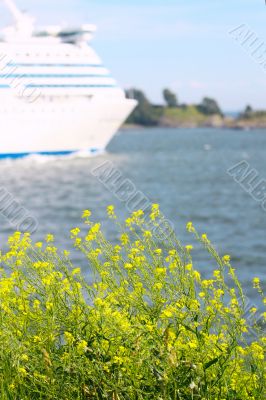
(0, 148, 100, 159)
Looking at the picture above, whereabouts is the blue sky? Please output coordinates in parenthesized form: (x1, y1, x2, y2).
(1, 0, 266, 110)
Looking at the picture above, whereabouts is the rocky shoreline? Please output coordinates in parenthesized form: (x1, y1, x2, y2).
(124, 115, 266, 130)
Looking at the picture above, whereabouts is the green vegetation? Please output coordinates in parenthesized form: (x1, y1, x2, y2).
(0, 205, 265, 399)
(125, 89, 163, 126)
(197, 97, 223, 117)
(162, 105, 210, 126)
(240, 106, 266, 121)
(163, 89, 178, 108)
(242, 105, 253, 119)
(126, 89, 223, 127)
(231, 105, 266, 129)
(126, 89, 266, 129)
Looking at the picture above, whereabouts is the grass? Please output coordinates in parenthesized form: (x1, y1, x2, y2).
(0, 205, 265, 399)
(162, 106, 209, 126)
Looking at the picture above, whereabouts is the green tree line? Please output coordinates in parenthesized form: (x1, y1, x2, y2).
(126, 88, 223, 126)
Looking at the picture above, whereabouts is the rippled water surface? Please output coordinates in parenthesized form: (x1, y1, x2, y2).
(0, 127, 265, 302)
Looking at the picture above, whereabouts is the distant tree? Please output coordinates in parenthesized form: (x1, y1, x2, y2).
(197, 97, 223, 116)
(242, 105, 253, 119)
(125, 89, 162, 126)
(163, 89, 178, 108)
(245, 105, 253, 113)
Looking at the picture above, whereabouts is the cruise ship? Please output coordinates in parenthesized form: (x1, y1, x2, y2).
(0, 0, 137, 157)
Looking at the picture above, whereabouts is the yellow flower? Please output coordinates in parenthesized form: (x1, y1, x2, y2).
(202, 281, 213, 290)
(85, 234, 94, 242)
(222, 255, 231, 264)
(107, 205, 114, 213)
(21, 354, 29, 362)
(185, 264, 193, 271)
(151, 204, 159, 212)
(42, 276, 53, 286)
(74, 238, 82, 247)
(169, 262, 178, 271)
(113, 356, 123, 365)
(253, 277, 260, 287)
(77, 340, 88, 354)
(33, 300, 40, 310)
(120, 233, 129, 245)
(153, 283, 163, 290)
(154, 249, 162, 255)
(70, 228, 80, 237)
(186, 222, 195, 232)
(168, 249, 177, 256)
(185, 245, 193, 252)
(35, 242, 43, 249)
(46, 246, 57, 254)
(155, 267, 167, 276)
(132, 210, 144, 219)
(201, 234, 209, 242)
(236, 346, 245, 355)
(111, 255, 120, 262)
(124, 263, 134, 270)
(150, 204, 160, 220)
(18, 367, 27, 377)
(90, 223, 101, 234)
(82, 210, 91, 219)
(64, 332, 75, 345)
(72, 268, 81, 276)
(107, 205, 116, 219)
(161, 306, 175, 319)
(188, 342, 197, 349)
(46, 301, 53, 311)
(193, 270, 201, 282)
(125, 218, 133, 227)
(94, 298, 104, 307)
(143, 230, 152, 238)
(231, 298, 238, 307)
(46, 234, 54, 243)
(213, 270, 221, 279)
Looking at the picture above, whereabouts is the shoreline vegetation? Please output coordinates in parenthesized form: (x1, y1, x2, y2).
(125, 89, 266, 130)
(0, 206, 265, 398)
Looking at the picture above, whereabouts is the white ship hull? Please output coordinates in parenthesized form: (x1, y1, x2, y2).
(0, 97, 136, 157)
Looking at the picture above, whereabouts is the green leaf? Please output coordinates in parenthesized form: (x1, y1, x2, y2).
(204, 357, 220, 370)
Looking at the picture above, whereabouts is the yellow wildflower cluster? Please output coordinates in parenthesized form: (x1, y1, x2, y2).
(0, 208, 264, 399)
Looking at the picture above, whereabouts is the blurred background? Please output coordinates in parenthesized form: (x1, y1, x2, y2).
(1, 0, 266, 109)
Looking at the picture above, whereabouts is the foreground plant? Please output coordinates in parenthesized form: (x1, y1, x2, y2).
(0, 206, 265, 399)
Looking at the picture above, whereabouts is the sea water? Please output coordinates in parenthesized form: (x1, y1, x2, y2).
(0, 127, 265, 305)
